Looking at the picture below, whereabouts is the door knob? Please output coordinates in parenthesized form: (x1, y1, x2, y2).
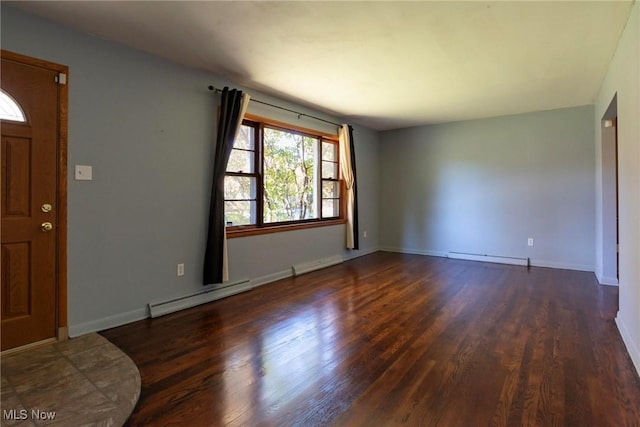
(41, 222, 53, 232)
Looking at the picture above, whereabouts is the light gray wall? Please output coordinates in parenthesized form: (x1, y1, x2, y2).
(594, 1, 640, 374)
(379, 106, 595, 271)
(1, 6, 379, 334)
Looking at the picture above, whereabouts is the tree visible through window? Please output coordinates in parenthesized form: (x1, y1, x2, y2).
(224, 117, 342, 231)
(264, 128, 318, 222)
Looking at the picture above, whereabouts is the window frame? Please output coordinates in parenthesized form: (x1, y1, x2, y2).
(225, 114, 345, 238)
(224, 121, 260, 227)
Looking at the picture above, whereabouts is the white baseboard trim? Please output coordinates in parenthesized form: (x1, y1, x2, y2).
(248, 249, 380, 287)
(66, 250, 385, 335)
(379, 246, 595, 273)
(293, 255, 343, 276)
(595, 270, 619, 286)
(254, 249, 381, 284)
(149, 279, 252, 318)
(448, 252, 528, 266)
(68, 307, 148, 338)
(379, 246, 447, 258)
(529, 259, 595, 272)
(598, 276, 620, 286)
(251, 269, 293, 288)
(69, 275, 279, 336)
(616, 314, 640, 377)
(343, 247, 379, 261)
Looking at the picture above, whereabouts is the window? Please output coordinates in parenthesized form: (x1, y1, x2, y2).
(224, 124, 257, 226)
(0, 89, 26, 122)
(224, 116, 343, 235)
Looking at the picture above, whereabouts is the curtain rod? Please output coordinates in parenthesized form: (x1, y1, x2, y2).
(208, 85, 343, 128)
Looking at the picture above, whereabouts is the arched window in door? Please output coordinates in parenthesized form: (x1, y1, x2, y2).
(0, 89, 26, 122)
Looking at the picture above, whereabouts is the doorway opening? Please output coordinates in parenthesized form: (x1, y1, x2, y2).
(600, 94, 618, 286)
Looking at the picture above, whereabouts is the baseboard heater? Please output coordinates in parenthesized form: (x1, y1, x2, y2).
(148, 279, 252, 318)
(292, 255, 343, 276)
(447, 252, 529, 267)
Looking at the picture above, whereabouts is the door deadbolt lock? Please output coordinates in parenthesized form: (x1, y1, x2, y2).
(40, 222, 53, 232)
(41, 203, 53, 213)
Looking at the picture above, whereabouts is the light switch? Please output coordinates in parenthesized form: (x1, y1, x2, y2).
(75, 165, 93, 181)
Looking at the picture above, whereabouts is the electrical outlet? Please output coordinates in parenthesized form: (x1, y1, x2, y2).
(177, 263, 185, 277)
(363, 230, 368, 238)
(527, 238, 534, 247)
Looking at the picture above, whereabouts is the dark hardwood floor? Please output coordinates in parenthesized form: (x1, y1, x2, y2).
(101, 252, 640, 426)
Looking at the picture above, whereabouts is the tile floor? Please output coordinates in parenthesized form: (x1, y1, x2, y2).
(1, 333, 140, 426)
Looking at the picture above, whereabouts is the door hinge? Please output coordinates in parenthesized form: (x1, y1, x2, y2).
(55, 73, 67, 85)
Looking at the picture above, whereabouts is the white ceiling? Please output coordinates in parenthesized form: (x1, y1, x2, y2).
(9, 1, 634, 130)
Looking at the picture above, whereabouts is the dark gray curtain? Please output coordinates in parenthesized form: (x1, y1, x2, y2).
(203, 87, 245, 285)
(348, 125, 359, 250)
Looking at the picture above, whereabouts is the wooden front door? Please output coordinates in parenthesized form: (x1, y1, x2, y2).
(1, 52, 67, 351)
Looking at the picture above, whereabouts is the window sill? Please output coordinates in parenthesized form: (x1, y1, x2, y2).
(226, 218, 346, 238)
